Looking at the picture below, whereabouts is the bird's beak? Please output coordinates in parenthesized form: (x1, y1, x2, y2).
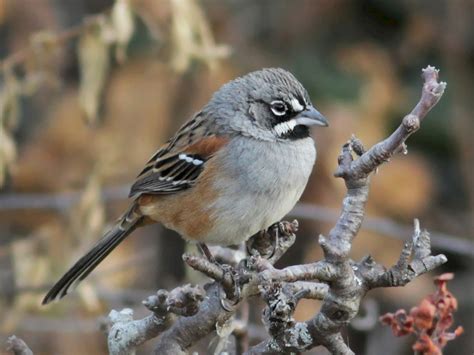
(294, 106, 329, 127)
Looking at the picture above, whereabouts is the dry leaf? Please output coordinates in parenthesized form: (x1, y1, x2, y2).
(26, 31, 62, 90)
(0, 73, 21, 186)
(78, 19, 110, 124)
(0, 79, 21, 130)
(410, 299, 436, 330)
(169, 0, 230, 72)
(0, 125, 17, 186)
(381, 273, 463, 353)
(111, 0, 135, 63)
(28, 31, 59, 71)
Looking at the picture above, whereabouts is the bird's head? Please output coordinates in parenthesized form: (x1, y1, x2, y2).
(205, 68, 328, 141)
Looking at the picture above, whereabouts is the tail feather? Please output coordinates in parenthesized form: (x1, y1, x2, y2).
(42, 206, 143, 305)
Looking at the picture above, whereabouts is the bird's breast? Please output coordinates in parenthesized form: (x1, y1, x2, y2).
(204, 136, 316, 245)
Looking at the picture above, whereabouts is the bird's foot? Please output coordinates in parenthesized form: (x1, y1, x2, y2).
(276, 220, 299, 237)
(198, 242, 216, 263)
(246, 229, 273, 258)
(218, 263, 242, 311)
(246, 220, 298, 260)
(197, 243, 241, 307)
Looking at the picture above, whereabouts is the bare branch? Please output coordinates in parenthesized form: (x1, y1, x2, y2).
(106, 285, 205, 355)
(143, 284, 205, 317)
(283, 281, 329, 300)
(153, 283, 237, 355)
(362, 220, 448, 289)
(107, 309, 167, 355)
(258, 261, 338, 283)
(182, 254, 237, 300)
(339, 66, 447, 179)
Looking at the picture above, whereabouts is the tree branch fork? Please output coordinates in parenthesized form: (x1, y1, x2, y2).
(7, 66, 447, 355)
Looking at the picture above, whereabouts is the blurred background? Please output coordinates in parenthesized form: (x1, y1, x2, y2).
(0, 0, 472, 354)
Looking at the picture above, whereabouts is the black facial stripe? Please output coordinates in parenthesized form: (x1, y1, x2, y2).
(278, 125, 310, 140)
(269, 108, 299, 128)
(255, 98, 309, 131)
(268, 104, 297, 127)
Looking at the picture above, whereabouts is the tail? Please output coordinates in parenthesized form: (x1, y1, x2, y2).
(42, 204, 144, 305)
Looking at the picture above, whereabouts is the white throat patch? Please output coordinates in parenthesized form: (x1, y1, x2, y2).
(274, 119, 297, 136)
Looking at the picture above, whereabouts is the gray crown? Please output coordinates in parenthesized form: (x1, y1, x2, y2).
(204, 68, 313, 141)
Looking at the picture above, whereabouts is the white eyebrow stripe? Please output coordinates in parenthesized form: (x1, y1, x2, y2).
(274, 119, 297, 136)
(290, 98, 304, 112)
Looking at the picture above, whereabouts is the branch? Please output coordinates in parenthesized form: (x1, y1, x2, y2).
(105, 285, 205, 355)
(153, 283, 237, 354)
(283, 281, 329, 300)
(362, 219, 447, 289)
(337, 66, 447, 179)
(108, 221, 299, 354)
(257, 261, 338, 283)
(325, 66, 446, 261)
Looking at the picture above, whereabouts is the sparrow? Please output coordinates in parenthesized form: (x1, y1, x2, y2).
(42, 68, 328, 304)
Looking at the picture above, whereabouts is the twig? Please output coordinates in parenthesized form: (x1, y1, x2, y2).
(362, 219, 447, 289)
(182, 254, 235, 296)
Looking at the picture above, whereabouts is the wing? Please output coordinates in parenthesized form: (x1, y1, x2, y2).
(129, 113, 228, 197)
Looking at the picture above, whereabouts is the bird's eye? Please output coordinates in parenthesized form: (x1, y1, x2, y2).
(270, 100, 288, 116)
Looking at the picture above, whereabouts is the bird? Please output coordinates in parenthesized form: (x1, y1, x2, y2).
(42, 68, 328, 305)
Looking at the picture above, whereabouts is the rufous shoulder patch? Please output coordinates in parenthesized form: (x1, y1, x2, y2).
(184, 136, 229, 158)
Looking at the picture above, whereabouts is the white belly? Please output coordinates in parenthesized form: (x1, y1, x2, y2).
(203, 137, 316, 245)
